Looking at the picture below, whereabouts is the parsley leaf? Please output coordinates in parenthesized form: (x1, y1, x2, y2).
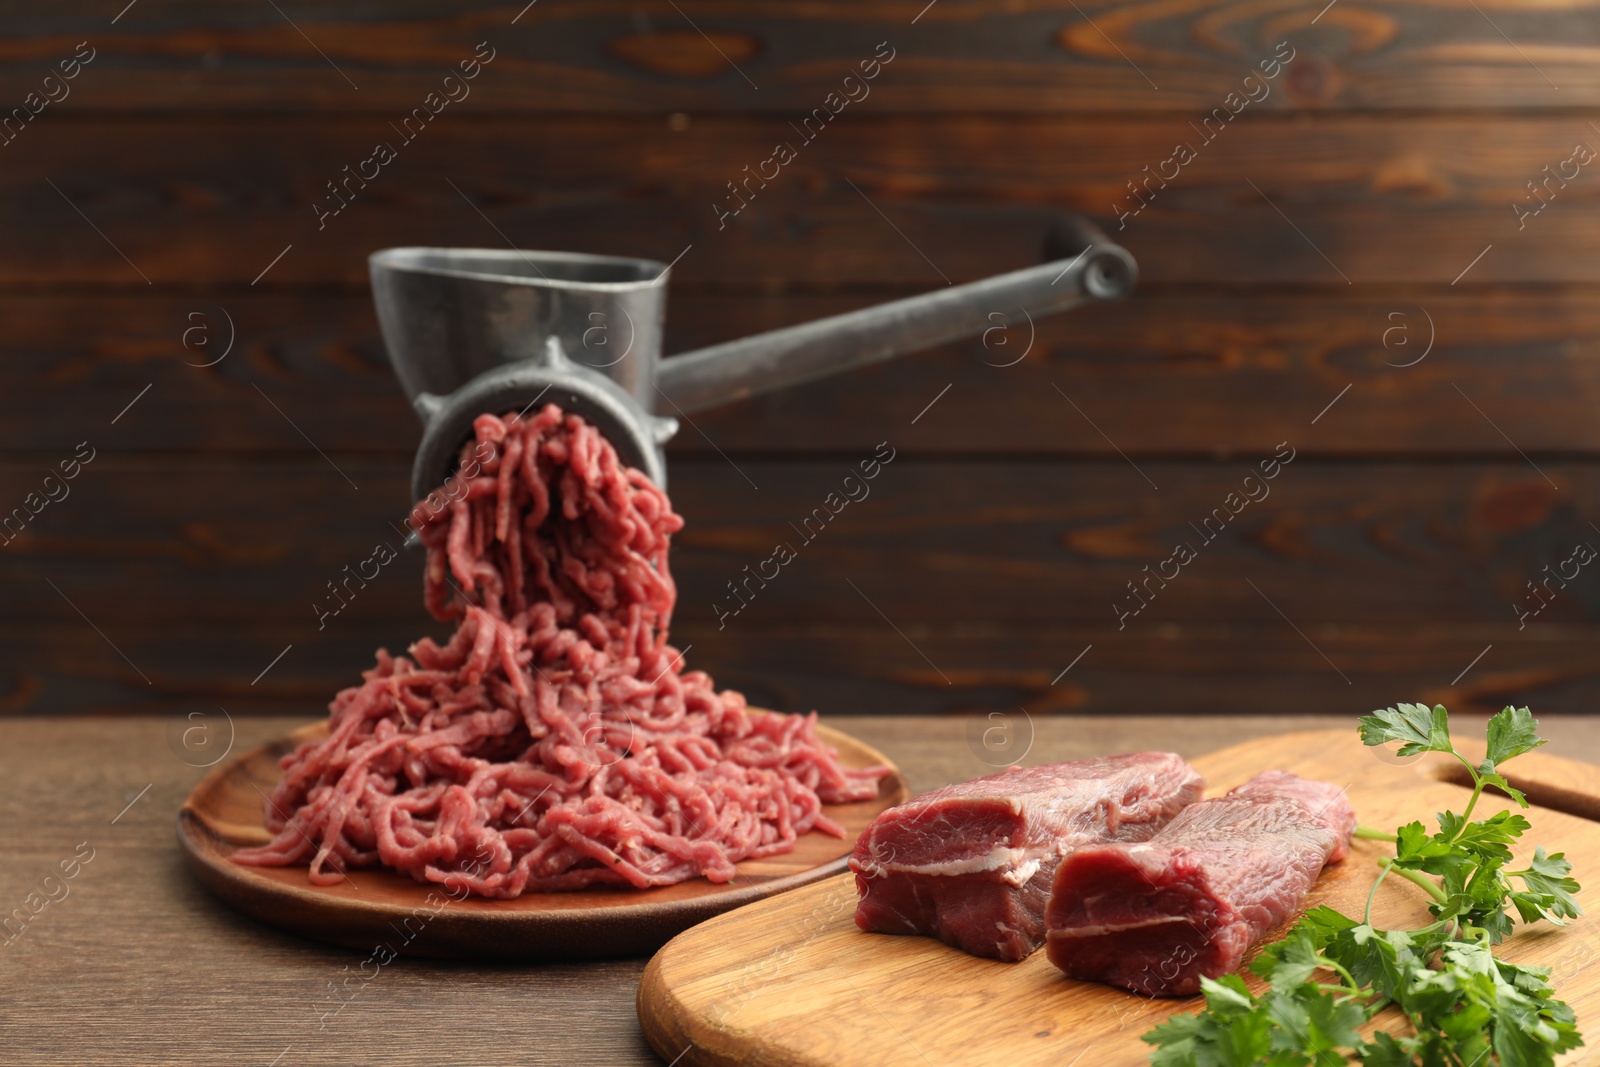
(1252, 924, 1325, 991)
(1263, 984, 1364, 1064)
(1486, 705, 1546, 769)
(1479, 764, 1530, 808)
(1358, 702, 1452, 756)
(1394, 819, 1468, 872)
(1451, 810, 1531, 864)
(1509, 847, 1581, 925)
(1143, 975, 1271, 1067)
(1143, 703, 1585, 1066)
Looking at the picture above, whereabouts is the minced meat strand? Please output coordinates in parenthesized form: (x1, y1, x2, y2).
(233, 405, 890, 897)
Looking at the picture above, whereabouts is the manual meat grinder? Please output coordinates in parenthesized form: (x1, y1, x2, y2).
(370, 218, 1136, 497)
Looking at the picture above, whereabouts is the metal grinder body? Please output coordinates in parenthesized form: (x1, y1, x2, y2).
(370, 220, 1137, 502)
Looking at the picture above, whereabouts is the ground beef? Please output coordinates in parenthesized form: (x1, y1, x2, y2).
(233, 405, 890, 897)
(849, 753, 1205, 960)
(1044, 770, 1356, 995)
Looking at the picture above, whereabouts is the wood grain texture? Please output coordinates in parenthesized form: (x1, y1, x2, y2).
(4, 715, 1597, 1067)
(178, 719, 908, 961)
(12, 619, 1600, 720)
(6, 458, 1599, 627)
(4, 1, 1599, 113)
(10, 290, 1600, 457)
(5, 115, 1600, 288)
(4, 3, 1600, 730)
(637, 730, 1600, 1067)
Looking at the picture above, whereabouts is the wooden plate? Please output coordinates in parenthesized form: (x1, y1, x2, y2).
(177, 715, 908, 961)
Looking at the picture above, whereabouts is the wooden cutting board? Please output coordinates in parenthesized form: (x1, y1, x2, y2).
(638, 730, 1600, 1066)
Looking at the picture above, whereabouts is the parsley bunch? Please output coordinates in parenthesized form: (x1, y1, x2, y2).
(1143, 705, 1584, 1066)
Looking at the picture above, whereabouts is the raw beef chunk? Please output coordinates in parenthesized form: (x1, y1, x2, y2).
(851, 753, 1205, 960)
(1045, 770, 1356, 995)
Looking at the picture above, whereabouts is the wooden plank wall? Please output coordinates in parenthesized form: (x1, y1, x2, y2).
(4, 1, 1600, 720)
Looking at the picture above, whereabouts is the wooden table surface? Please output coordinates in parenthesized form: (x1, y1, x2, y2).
(7, 711, 1598, 1066)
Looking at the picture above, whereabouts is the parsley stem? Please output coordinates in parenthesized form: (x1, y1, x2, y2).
(1314, 954, 1360, 992)
(1365, 856, 1450, 915)
(1354, 825, 1397, 842)
(1388, 863, 1449, 905)
(1453, 752, 1486, 827)
(1365, 859, 1395, 923)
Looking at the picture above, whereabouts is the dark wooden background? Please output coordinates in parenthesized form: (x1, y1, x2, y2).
(5, 1, 1600, 722)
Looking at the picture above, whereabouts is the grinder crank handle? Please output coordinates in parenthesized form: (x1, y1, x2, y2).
(652, 216, 1135, 416)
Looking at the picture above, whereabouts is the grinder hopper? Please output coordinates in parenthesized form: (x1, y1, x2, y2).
(370, 218, 1136, 499)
